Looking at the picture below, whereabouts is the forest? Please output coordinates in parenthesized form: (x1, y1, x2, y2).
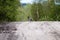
(0, 0, 60, 22)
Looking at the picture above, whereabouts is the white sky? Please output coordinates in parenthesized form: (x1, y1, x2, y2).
(20, 0, 33, 3)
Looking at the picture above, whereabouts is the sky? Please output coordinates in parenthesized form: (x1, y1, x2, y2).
(20, 0, 33, 3)
(20, 0, 48, 4)
(20, 0, 60, 4)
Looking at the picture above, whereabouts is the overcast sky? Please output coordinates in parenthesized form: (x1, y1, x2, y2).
(20, 0, 33, 3)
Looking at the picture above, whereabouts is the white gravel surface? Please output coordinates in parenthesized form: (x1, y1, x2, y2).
(0, 22, 60, 40)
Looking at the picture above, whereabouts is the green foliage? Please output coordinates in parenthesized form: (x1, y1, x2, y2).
(31, 3, 38, 21)
(15, 4, 32, 21)
(47, 0, 56, 21)
(0, 0, 20, 22)
(0, 0, 60, 21)
(31, 0, 60, 21)
(23, 4, 32, 21)
(55, 5, 60, 21)
(31, 2, 43, 21)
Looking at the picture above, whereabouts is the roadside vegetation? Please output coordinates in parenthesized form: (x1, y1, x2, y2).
(0, 0, 60, 21)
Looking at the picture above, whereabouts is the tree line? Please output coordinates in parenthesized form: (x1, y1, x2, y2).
(31, 0, 60, 21)
(0, 0, 60, 21)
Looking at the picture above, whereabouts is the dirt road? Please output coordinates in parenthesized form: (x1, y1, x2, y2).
(16, 22, 60, 40)
(0, 22, 60, 40)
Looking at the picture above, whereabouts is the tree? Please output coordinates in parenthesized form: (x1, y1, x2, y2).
(0, 0, 20, 22)
(40, 1, 50, 21)
(47, 0, 56, 21)
(55, 5, 60, 21)
(31, 3, 38, 21)
(31, 0, 43, 21)
(31, 0, 60, 21)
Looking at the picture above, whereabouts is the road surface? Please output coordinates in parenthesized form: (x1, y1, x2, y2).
(0, 22, 60, 40)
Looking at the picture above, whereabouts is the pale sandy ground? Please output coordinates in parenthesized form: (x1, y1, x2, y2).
(0, 21, 60, 40)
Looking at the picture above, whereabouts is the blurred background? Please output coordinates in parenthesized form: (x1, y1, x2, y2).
(0, 0, 60, 22)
